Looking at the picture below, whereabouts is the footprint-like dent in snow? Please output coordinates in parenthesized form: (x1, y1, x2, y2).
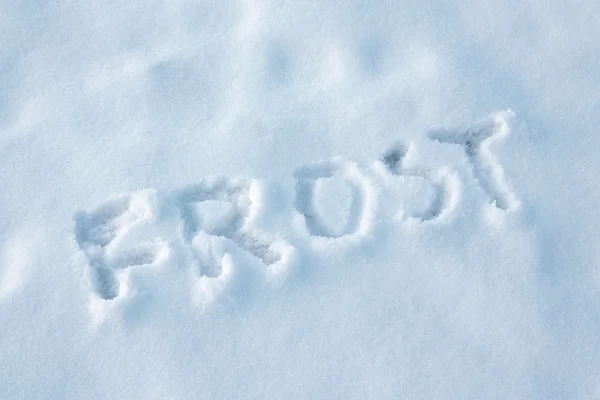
(429, 110, 519, 211)
(74, 190, 167, 300)
(378, 143, 460, 223)
(359, 37, 385, 77)
(176, 179, 292, 305)
(381, 143, 408, 175)
(265, 40, 290, 87)
(293, 159, 373, 238)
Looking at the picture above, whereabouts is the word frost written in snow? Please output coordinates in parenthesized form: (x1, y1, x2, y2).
(73, 111, 520, 320)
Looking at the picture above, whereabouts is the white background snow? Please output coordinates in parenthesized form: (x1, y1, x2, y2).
(1, 0, 599, 398)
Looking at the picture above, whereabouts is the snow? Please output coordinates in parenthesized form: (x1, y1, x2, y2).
(1, 0, 600, 398)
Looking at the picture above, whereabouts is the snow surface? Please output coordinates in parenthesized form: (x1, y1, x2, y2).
(1, 0, 600, 398)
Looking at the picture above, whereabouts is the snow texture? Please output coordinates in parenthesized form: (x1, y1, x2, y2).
(1, 0, 600, 399)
